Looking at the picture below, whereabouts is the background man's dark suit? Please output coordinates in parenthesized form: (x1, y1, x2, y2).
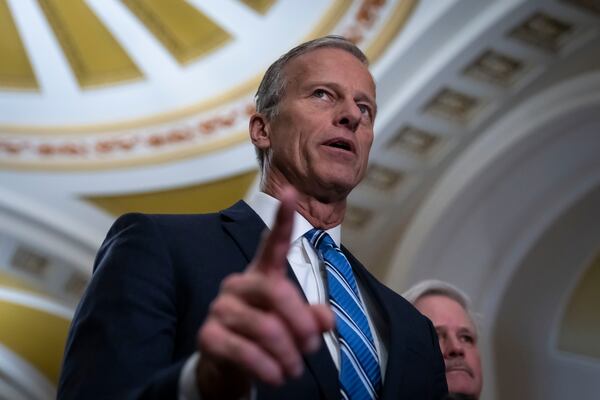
(59, 201, 447, 399)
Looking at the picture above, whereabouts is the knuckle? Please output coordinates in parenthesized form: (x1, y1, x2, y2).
(258, 315, 286, 343)
(221, 273, 243, 291)
(238, 341, 260, 365)
(295, 321, 317, 342)
(209, 295, 232, 318)
(197, 320, 220, 350)
(270, 280, 294, 303)
(293, 309, 319, 339)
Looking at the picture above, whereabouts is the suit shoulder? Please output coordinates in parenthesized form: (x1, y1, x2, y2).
(109, 211, 220, 235)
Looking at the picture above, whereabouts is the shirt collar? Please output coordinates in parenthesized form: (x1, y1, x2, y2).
(247, 191, 341, 246)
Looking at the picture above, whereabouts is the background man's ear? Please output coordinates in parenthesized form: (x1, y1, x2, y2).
(249, 113, 271, 150)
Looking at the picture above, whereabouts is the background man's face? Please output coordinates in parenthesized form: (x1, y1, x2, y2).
(264, 47, 376, 201)
(414, 295, 483, 399)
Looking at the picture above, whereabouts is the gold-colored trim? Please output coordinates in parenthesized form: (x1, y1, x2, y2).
(85, 169, 257, 216)
(0, 271, 48, 298)
(558, 251, 600, 359)
(365, 0, 418, 61)
(123, 0, 231, 65)
(303, 0, 352, 41)
(0, 0, 350, 135)
(0, 79, 259, 135)
(240, 0, 276, 15)
(0, 130, 248, 171)
(38, 0, 143, 89)
(0, 297, 70, 383)
(0, 0, 39, 90)
(0, 0, 419, 171)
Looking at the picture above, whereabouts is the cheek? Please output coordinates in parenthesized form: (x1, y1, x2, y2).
(273, 127, 300, 153)
(359, 133, 374, 160)
(367, 131, 374, 148)
(467, 350, 482, 370)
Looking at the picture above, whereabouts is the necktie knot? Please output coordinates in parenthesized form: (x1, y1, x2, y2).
(304, 228, 336, 251)
(305, 228, 359, 298)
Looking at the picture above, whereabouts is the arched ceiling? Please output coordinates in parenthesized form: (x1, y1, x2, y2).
(0, 0, 415, 169)
(0, 1, 599, 398)
(0, 0, 597, 280)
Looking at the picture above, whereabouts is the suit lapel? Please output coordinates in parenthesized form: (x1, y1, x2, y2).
(220, 200, 266, 262)
(220, 201, 340, 400)
(342, 246, 408, 400)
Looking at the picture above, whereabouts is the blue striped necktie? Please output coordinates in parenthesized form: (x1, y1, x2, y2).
(304, 228, 382, 400)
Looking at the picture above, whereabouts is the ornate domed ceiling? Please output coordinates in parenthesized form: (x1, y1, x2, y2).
(0, 0, 415, 170)
(0, 0, 600, 398)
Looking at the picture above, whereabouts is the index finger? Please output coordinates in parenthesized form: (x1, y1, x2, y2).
(251, 186, 297, 276)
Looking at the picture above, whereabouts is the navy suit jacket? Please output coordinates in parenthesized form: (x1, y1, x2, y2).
(58, 201, 447, 399)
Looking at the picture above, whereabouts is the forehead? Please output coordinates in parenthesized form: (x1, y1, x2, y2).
(415, 294, 475, 331)
(283, 47, 375, 95)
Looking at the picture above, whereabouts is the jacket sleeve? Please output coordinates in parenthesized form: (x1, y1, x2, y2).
(58, 213, 186, 399)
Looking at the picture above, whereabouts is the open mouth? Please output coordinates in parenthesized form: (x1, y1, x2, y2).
(323, 138, 355, 153)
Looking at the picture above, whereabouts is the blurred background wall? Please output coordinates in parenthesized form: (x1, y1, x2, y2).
(0, 0, 599, 398)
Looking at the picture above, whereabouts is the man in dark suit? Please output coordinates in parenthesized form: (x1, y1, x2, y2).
(404, 280, 482, 400)
(58, 36, 447, 399)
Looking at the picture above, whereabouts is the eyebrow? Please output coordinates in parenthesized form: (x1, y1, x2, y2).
(457, 327, 477, 338)
(304, 81, 377, 114)
(435, 325, 476, 335)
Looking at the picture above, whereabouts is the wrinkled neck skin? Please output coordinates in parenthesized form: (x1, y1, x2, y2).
(261, 168, 348, 230)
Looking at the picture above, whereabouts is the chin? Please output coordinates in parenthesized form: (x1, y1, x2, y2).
(318, 163, 363, 184)
(313, 175, 356, 196)
(447, 378, 478, 398)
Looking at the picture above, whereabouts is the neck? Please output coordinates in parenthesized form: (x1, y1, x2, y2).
(295, 193, 346, 230)
(262, 175, 347, 230)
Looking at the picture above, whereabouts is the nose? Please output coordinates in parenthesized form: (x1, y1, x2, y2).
(335, 99, 362, 132)
(443, 335, 465, 359)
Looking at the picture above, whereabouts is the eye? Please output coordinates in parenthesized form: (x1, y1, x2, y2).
(313, 88, 329, 99)
(358, 103, 371, 116)
(460, 334, 476, 344)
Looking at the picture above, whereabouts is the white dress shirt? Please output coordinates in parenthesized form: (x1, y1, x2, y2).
(179, 192, 387, 399)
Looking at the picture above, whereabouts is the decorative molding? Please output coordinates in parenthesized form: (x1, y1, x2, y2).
(388, 125, 441, 156)
(423, 87, 482, 123)
(0, 101, 254, 169)
(364, 164, 403, 191)
(463, 49, 527, 87)
(38, 0, 143, 88)
(0, 0, 38, 90)
(0, 342, 57, 400)
(509, 11, 575, 53)
(0, 0, 418, 170)
(122, 0, 231, 65)
(240, 0, 277, 15)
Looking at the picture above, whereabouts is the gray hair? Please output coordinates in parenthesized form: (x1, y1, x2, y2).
(253, 35, 369, 173)
(403, 279, 480, 332)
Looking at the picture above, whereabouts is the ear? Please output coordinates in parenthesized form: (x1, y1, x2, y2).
(249, 113, 271, 150)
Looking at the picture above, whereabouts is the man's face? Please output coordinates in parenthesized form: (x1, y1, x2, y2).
(256, 47, 376, 201)
(414, 295, 483, 399)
